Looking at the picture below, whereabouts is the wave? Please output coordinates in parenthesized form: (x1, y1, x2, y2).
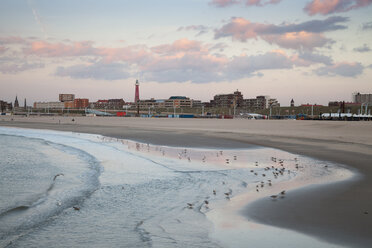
(0, 133, 102, 247)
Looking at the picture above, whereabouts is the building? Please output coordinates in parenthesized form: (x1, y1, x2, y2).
(353, 92, 372, 104)
(301, 104, 324, 107)
(328, 101, 359, 107)
(34, 102, 65, 109)
(14, 96, 19, 108)
(137, 98, 163, 109)
(59, 94, 75, 102)
(92, 99, 125, 109)
(165, 96, 193, 108)
(290, 99, 294, 107)
(268, 98, 280, 107)
(64, 101, 74, 109)
(211, 90, 243, 108)
(137, 96, 201, 109)
(74, 98, 89, 109)
(0, 100, 12, 112)
(243, 96, 271, 110)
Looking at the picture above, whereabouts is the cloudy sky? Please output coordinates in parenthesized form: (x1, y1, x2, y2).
(1, 0, 371, 106)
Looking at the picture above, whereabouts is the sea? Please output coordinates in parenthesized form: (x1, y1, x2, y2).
(0, 127, 353, 248)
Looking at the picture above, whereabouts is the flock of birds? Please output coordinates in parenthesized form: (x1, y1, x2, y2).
(184, 155, 303, 210)
(70, 137, 304, 211)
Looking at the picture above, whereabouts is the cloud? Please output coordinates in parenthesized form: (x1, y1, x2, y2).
(25, 40, 149, 63)
(244, 0, 282, 6)
(262, 32, 331, 50)
(25, 40, 96, 57)
(0, 36, 27, 45)
(304, 0, 372, 16)
(225, 50, 294, 79)
(55, 62, 130, 80)
(314, 62, 364, 77)
(209, 0, 282, 7)
(0, 46, 7, 54)
(353, 44, 371, 53)
(0, 57, 44, 74)
(214, 16, 346, 49)
(151, 39, 205, 55)
(143, 49, 334, 83)
(362, 21, 372, 30)
(177, 25, 210, 36)
(296, 51, 333, 65)
(142, 49, 228, 83)
(3, 36, 363, 81)
(209, 0, 240, 7)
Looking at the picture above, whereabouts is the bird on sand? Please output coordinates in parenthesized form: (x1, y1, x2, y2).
(73, 206, 80, 211)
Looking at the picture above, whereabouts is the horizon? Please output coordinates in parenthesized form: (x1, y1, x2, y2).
(1, 0, 372, 105)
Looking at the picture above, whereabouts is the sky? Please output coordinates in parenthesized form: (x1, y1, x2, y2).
(0, 0, 372, 106)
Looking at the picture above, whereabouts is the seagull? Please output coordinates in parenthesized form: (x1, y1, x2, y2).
(213, 190, 216, 195)
(73, 206, 80, 211)
(280, 190, 286, 195)
(187, 203, 193, 209)
(53, 173, 64, 181)
(270, 195, 277, 199)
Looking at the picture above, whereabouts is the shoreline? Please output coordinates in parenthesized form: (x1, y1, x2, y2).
(1, 116, 372, 247)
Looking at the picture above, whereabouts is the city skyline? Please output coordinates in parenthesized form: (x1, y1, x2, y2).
(1, 0, 372, 105)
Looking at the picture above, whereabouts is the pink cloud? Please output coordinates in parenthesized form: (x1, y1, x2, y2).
(214, 16, 346, 49)
(215, 18, 265, 41)
(0, 36, 26, 45)
(304, 0, 372, 15)
(262, 32, 331, 49)
(209, 0, 239, 7)
(96, 45, 149, 63)
(26, 40, 95, 57)
(24, 40, 149, 63)
(151, 38, 205, 55)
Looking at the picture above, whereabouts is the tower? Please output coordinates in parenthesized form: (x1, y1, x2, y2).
(24, 98, 27, 110)
(290, 99, 294, 107)
(134, 79, 140, 103)
(14, 95, 19, 108)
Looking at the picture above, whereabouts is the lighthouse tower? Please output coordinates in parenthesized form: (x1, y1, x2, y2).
(134, 80, 140, 103)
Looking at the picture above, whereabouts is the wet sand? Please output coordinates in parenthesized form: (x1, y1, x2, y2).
(1, 116, 372, 247)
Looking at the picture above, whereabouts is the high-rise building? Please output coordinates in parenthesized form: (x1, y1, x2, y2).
(59, 94, 75, 102)
(211, 90, 243, 108)
(353, 92, 372, 104)
(135, 80, 140, 103)
(24, 98, 27, 109)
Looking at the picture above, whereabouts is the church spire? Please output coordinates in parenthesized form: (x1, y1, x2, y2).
(14, 95, 19, 108)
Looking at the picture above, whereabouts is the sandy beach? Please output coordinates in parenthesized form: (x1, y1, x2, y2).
(1, 116, 371, 247)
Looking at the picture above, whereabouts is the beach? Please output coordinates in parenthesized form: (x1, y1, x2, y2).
(1, 116, 371, 247)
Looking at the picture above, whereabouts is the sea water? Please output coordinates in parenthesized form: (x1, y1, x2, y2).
(0, 127, 353, 248)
